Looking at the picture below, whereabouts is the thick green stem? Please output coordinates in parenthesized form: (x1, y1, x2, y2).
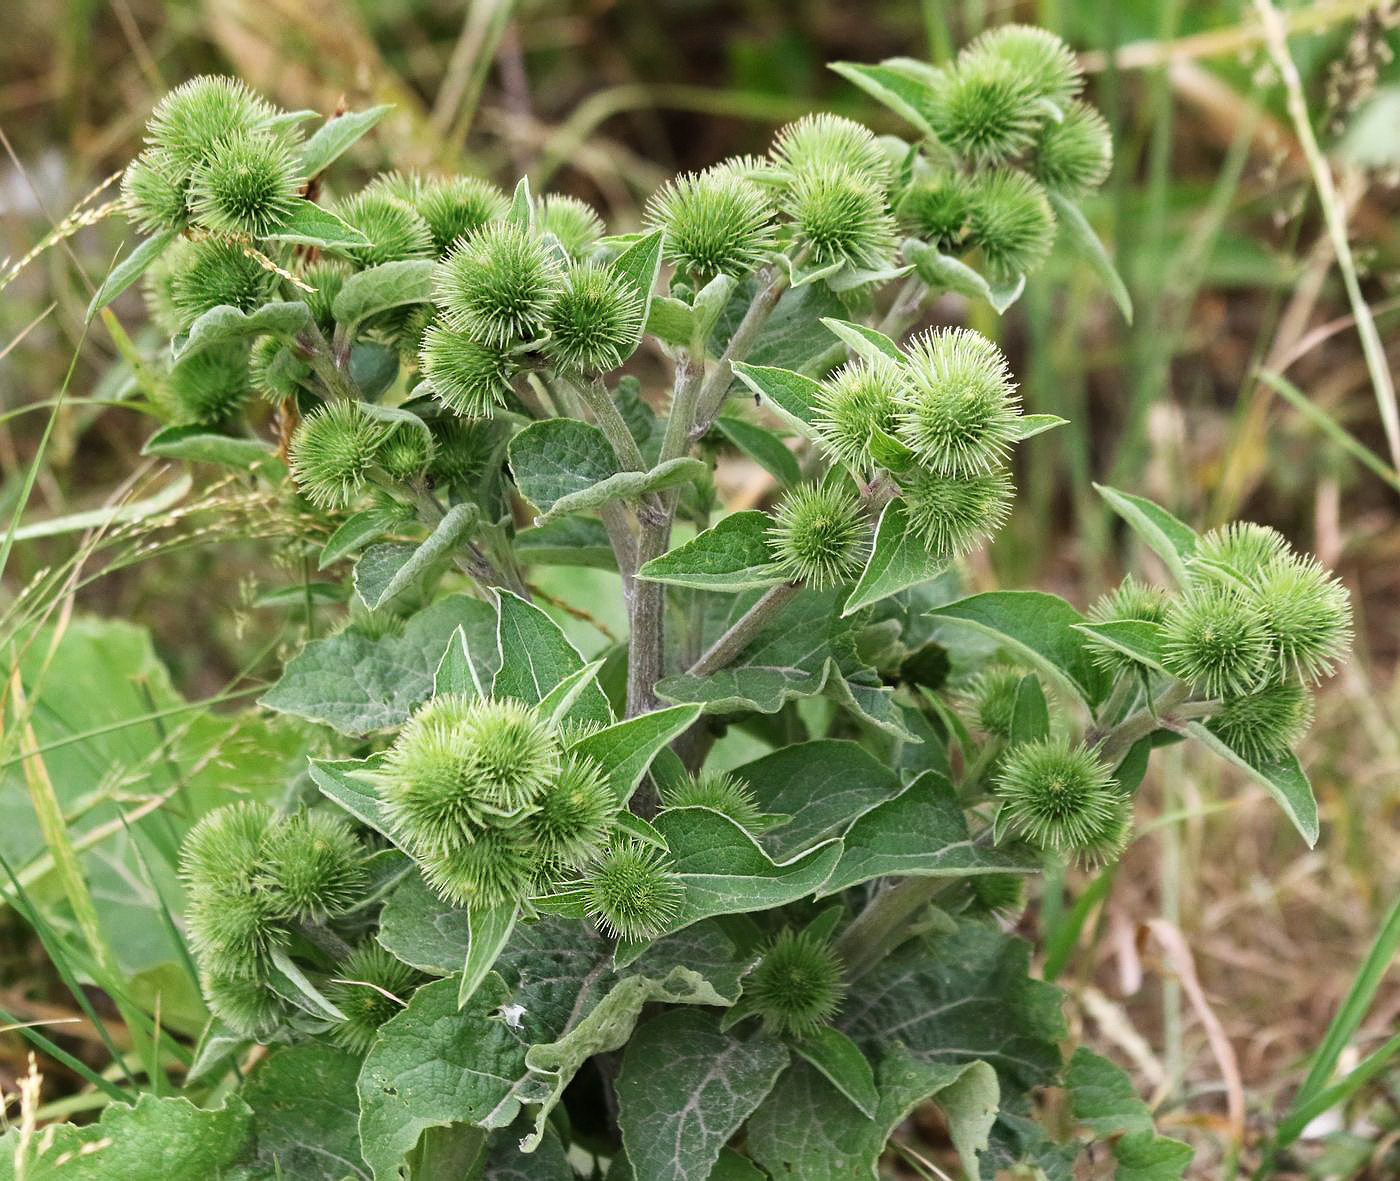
(565, 374, 648, 474)
(687, 581, 799, 678)
(295, 322, 360, 402)
(690, 266, 790, 439)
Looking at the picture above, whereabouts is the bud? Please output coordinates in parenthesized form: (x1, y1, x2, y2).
(333, 192, 434, 268)
(543, 263, 644, 373)
(180, 801, 275, 888)
(1248, 555, 1352, 684)
(419, 322, 515, 418)
(188, 130, 303, 238)
(528, 752, 615, 871)
(201, 968, 285, 1040)
(966, 168, 1056, 284)
(185, 885, 286, 972)
(900, 467, 1014, 558)
(898, 171, 972, 252)
(767, 484, 870, 589)
(960, 663, 1025, 738)
(781, 165, 897, 272)
(428, 416, 501, 491)
(165, 344, 252, 425)
(433, 221, 565, 347)
(298, 258, 351, 332)
(1192, 522, 1291, 575)
(963, 24, 1083, 109)
(1206, 678, 1313, 764)
(584, 841, 684, 941)
(645, 169, 776, 280)
(970, 872, 1027, 917)
(926, 61, 1041, 166)
(744, 928, 846, 1037)
(659, 769, 765, 832)
(1031, 101, 1112, 197)
(249, 335, 307, 403)
(770, 114, 891, 188)
(895, 328, 1020, 475)
(1085, 575, 1170, 678)
(813, 356, 902, 472)
(994, 737, 1129, 863)
(326, 942, 425, 1053)
(377, 422, 434, 482)
(121, 148, 190, 234)
(289, 399, 389, 509)
(538, 195, 606, 260)
(169, 238, 275, 329)
(145, 75, 273, 166)
(1160, 581, 1271, 698)
(259, 810, 367, 922)
(405, 174, 509, 255)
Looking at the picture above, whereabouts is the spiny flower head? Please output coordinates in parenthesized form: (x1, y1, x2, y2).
(423, 824, 541, 906)
(926, 60, 1041, 165)
(970, 872, 1027, 916)
(1032, 101, 1112, 196)
(963, 24, 1083, 110)
(645, 169, 776, 280)
(145, 75, 273, 164)
(961, 663, 1025, 738)
(428, 416, 500, 490)
(334, 192, 435, 267)
(895, 327, 1020, 474)
(187, 130, 303, 237)
(528, 753, 615, 871)
(121, 148, 190, 234)
(379, 695, 561, 853)
(168, 237, 276, 328)
(1206, 678, 1313, 765)
(660, 769, 765, 832)
(898, 170, 972, 251)
(770, 113, 891, 188)
(289, 399, 389, 509)
(249, 335, 306, 403)
(585, 840, 684, 941)
(967, 168, 1056, 284)
(1190, 521, 1290, 578)
(180, 801, 275, 889)
(165, 344, 252, 425)
(538, 195, 605, 260)
(813, 356, 903, 472)
(258, 810, 367, 922)
(298, 257, 350, 330)
(543, 262, 644, 373)
(1160, 581, 1271, 698)
(1085, 574, 1171, 678)
(744, 928, 846, 1038)
(781, 165, 897, 271)
(202, 968, 286, 1040)
(433, 221, 565, 346)
(376, 422, 434, 482)
(416, 175, 508, 254)
(900, 467, 1014, 558)
(1248, 555, 1352, 683)
(185, 883, 287, 970)
(326, 942, 425, 1054)
(767, 484, 870, 589)
(994, 737, 1128, 863)
(419, 323, 515, 417)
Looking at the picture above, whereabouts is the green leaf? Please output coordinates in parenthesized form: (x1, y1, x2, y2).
(731, 739, 903, 861)
(301, 104, 393, 176)
(309, 755, 395, 838)
(1072, 619, 1169, 675)
(1093, 483, 1198, 586)
(0, 1094, 251, 1181)
(636, 806, 842, 943)
(710, 279, 847, 377)
(435, 624, 493, 698)
(819, 316, 905, 364)
(1063, 1047, 1154, 1136)
(357, 975, 532, 1181)
(929, 591, 1110, 708)
(142, 425, 277, 471)
(240, 1044, 368, 1180)
(731, 362, 821, 433)
(459, 902, 518, 1008)
(319, 506, 402, 570)
(843, 498, 948, 615)
(86, 228, 177, 321)
(1016, 413, 1069, 440)
(484, 1120, 573, 1179)
(715, 416, 802, 488)
(819, 772, 1037, 896)
(610, 229, 665, 355)
(359, 503, 475, 610)
(537, 660, 606, 725)
(1009, 674, 1051, 744)
(353, 542, 419, 608)
(507, 176, 532, 227)
(1046, 192, 1133, 324)
(747, 1050, 997, 1181)
(566, 704, 704, 806)
(827, 61, 935, 136)
(793, 1026, 879, 1118)
(515, 517, 617, 570)
(173, 300, 311, 361)
(645, 295, 694, 347)
(638, 511, 784, 592)
(617, 1009, 789, 1181)
(264, 200, 371, 248)
(492, 590, 611, 723)
(377, 871, 473, 974)
(331, 259, 435, 327)
(1185, 722, 1319, 846)
(1112, 1132, 1194, 1181)
(261, 594, 499, 734)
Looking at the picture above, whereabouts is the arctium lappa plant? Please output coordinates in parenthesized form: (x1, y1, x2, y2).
(29, 23, 1352, 1181)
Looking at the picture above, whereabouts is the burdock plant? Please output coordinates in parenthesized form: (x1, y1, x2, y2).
(64, 25, 1352, 1181)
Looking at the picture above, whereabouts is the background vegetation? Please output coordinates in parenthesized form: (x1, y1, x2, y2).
(0, 1, 1396, 1176)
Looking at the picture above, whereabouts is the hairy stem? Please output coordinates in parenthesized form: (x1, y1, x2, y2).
(686, 581, 800, 678)
(566, 373, 649, 474)
(295, 322, 359, 402)
(690, 265, 790, 439)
